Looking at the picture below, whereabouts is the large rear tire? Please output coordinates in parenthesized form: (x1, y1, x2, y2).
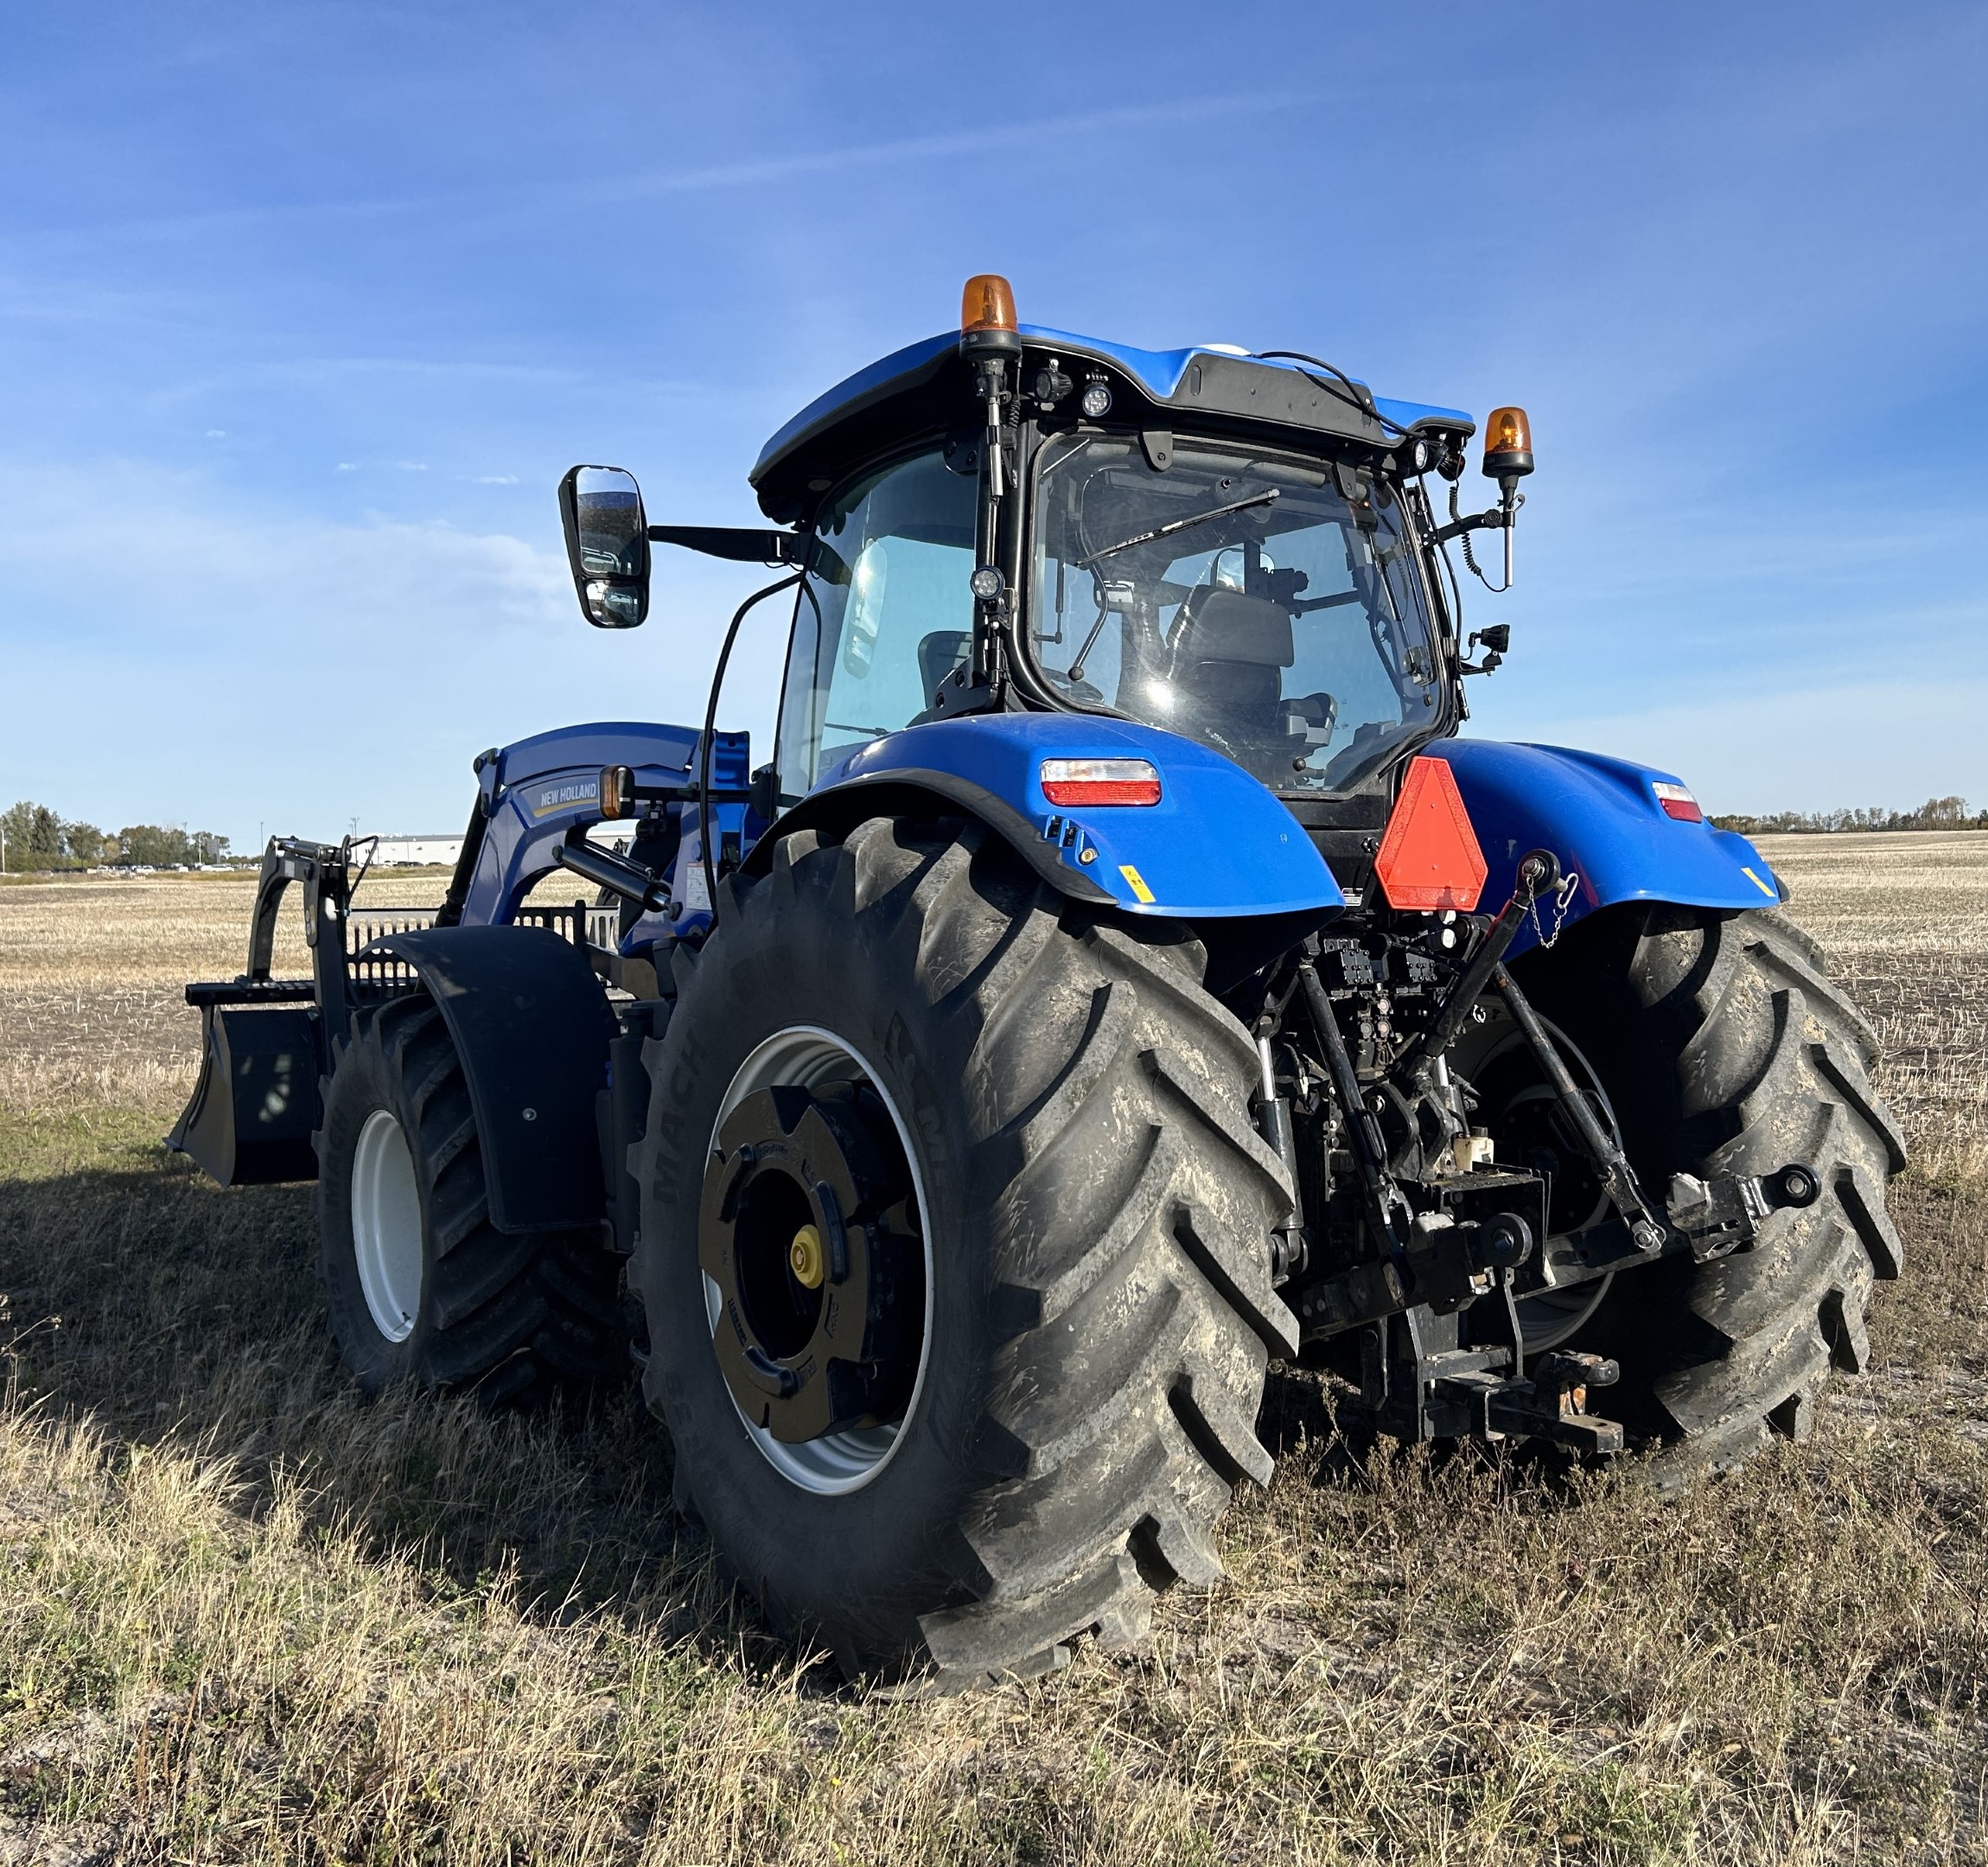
(1511, 904, 1906, 1481)
(315, 992, 626, 1401)
(633, 816, 1298, 1684)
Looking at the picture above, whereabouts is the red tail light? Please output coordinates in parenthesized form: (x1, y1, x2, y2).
(1040, 758, 1162, 807)
(1652, 781, 1704, 823)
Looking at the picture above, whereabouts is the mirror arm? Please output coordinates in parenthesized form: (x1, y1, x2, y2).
(648, 525, 809, 567)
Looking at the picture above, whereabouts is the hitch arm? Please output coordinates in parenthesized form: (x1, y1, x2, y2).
(1489, 965, 1822, 1264)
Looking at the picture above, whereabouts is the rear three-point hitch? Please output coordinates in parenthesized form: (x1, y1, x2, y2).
(1253, 845, 1821, 1456)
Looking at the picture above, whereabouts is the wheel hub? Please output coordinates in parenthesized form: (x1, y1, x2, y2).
(787, 1223, 825, 1290)
(698, 1080, 923, 1444)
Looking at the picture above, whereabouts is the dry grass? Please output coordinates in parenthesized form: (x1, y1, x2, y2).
(0, 866, 556, 1112)
(1757, 831, 1988, 1183)
(2, 851, 1986, 1864)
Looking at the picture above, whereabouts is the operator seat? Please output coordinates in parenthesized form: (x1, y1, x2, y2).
(1167, 586, 1295, 720)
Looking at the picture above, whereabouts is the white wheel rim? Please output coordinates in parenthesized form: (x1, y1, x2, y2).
(705, 1025, 935, 1496)
(352, 1106, 424, 1344)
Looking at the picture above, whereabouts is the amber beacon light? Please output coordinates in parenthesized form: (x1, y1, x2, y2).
(960, 276, 1023, 500)
(959, 273, 1023, 362)
(961, 272, 1017, 335)
(1479, 405, 1534, 587)
(1481, 405, 1534, 483)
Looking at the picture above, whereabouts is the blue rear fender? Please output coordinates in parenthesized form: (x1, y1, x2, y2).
(460, 723, 1770, 972)
(777, 713, 1342, 921)
(1426, 739, 1782, 957)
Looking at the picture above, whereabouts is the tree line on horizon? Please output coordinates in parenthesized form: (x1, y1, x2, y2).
(4, 791, 1982, 876)
(1708, 796, 1985, 836)
(0, 800, 233, 871)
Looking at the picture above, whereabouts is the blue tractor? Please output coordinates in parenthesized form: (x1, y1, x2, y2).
(173, 277, 1904, 1685)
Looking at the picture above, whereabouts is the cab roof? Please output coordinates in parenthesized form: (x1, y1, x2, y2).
(749, 323, 1476, 523)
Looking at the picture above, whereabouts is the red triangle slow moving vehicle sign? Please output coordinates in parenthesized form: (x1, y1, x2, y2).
(1373, 756, 1488, 912)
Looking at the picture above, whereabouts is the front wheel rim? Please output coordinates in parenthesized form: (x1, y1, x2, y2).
(352, 1106, 424, 1344)
(704, 1025, 934, 1496)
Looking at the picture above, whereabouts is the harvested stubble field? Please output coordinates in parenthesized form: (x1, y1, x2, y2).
(1, 838, 1985, 1865)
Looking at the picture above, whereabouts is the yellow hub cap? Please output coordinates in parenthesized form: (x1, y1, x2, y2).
(788, 1223, 825, 1290)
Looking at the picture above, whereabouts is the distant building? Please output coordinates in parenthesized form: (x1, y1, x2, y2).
(369, 833, 465, 867)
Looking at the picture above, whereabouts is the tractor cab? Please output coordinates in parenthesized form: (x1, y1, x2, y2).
(561, 276, 1531, 884)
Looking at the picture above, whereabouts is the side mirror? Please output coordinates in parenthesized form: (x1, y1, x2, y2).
(558, 465, 651, 628)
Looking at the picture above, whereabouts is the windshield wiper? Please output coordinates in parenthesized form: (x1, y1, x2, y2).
(1074, 487, 1279, 569)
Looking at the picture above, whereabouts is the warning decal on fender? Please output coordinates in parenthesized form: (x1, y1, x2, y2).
(1118, 864, 1156, 905)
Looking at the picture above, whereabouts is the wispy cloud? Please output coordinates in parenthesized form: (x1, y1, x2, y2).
(589, 89, 1330, 205)
(0, 456, 787, 843)
(3, 86, 1332, 254)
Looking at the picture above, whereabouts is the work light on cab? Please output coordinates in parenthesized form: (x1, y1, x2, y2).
(1040, 758, 1162, 807)
(1652, 781, 1704, 823)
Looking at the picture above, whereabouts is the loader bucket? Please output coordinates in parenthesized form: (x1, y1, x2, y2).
(167, 1003, 323, 1186)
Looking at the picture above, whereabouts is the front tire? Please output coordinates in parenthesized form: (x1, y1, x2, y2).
(315, 992, 626, 1401)
(1513, 904, 1907, 1480)
(633, 817, 1298, 1683)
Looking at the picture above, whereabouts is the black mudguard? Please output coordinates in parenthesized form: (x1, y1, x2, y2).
(360, 926, 618, 1233)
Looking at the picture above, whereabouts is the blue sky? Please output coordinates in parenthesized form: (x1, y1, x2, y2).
(3, 0, 1984, 846)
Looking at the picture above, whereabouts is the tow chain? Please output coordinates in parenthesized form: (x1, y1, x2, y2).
(1526, 868, 1580, 949)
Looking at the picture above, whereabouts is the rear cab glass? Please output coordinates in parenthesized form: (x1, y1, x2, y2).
(1027, 433, 1444, 793)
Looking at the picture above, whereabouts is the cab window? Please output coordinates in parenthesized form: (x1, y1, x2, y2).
(774, 449, 978, 794)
